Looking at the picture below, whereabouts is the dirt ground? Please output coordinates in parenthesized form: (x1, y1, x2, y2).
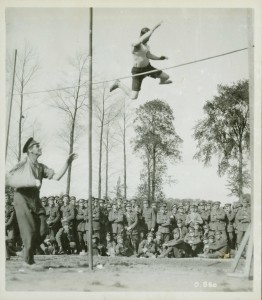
(5, 255, 252, 292)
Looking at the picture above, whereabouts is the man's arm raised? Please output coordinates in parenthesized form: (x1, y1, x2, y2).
(132, 21, 163, 47)
(53, 153, 78, 181)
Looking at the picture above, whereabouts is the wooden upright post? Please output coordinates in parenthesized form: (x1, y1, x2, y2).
(88, 7, 93, 270)
(227, 8, 254, 279)
(6, 49, 17, 160)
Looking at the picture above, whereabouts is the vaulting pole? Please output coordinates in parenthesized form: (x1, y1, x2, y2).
(6, 49, 17, 160)
(88, 7, 93, 270)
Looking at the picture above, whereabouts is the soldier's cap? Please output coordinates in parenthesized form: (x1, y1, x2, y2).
(23, 137, 39, 153)
(172, 203, 177, 208)
(126, 203, 131, 207)
(190, 203, 196, 207)
(62, 194, 70, 199)
(208, 234, 215, 239)
(177, 203, 184, 208)
(176, 219, 183, 224)
(106, 232, 111, 237)
(47, 196, 54, 201)
(147, 232, 154, 238)
(203, 223, 209, 228)
(224, 203, 231, 207)
(242, 198, 248, 203)
(214, 201, 221, 205)
(207, 200, 213, 204)
(70, 196, 76, 200)
(199, 201, 205, 205)
(78, 199, 85, 202)
(215, 231, 222, 235)
(41, 197, 47, 201)
(162, 203, 167, 207)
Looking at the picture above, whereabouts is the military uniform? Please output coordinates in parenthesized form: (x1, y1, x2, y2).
(92, 206, 101, 239)
(56, 223, 76, 254)
(60, 204, 75, 229)
(224, 204, 235, 249)
(46, 203, 61, 238)
(125, 209, 139, 254)
(142, 207, 156, 232)
(235, 204, 251, 248)
(108, 208, 125, 240)
(209, 202, 227, 240)
(156, 211, 171, 242)
(137, 239, 156, 258)
(76, 205, 88, 251)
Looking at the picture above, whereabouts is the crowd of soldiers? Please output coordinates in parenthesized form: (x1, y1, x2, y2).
(5, 193, 251, 260)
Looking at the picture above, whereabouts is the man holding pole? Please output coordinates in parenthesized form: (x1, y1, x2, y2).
(6, 137, 77, 269)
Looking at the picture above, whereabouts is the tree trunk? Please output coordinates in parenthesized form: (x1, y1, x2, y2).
(18, 91, 23, 162)
(152, 147, 156, 202)
(123, 113, 127, 200)
(66, 127, 74, 195)
(238, 144, 243, 202)
(98, 93, 105, 199)
(105, 127, 109, 199)
(147, 154, 151, 202)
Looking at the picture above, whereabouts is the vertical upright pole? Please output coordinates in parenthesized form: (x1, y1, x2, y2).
(6, 49, 17, 160)
(247, 8, 254, 279)
(88, 7, 93, 270)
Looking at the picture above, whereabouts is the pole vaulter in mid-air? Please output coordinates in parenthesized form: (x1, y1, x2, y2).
(110, 21, 172, 100)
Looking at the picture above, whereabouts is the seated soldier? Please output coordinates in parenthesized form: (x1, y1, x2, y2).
(56, 220, 76, 254)
(105, 232, 116, 257)
(202, 231, 229, 258)
(185, 229, 203, 257)
(91, 234, 104, 256)
(137, 232, 156, 258)
(115, 234, 132, 257)
(154, 231, 163, 256)
(159, 225, 190, 258)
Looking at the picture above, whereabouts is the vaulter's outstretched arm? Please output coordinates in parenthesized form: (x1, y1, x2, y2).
(147, 52, 168, 60)
(132, 21, 163, 47)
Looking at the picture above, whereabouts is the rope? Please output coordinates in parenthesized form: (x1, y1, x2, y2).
(13, 47, 249, 96)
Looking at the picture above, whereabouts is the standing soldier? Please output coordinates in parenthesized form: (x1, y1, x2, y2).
(108, 202, 125, 242)
(76, 199, 88, 253)
(199, 201, 210, 225)
(157, 204, 171, 242)
(209, 201, 227, 240)
(125, 203, 139, 255)
(6, 137, 77, 267)
(175, 203, 186, 226)
(235, 198, 251, 249)
(92, 198, 101, 240)
(185, 204, 203, 227)
(60, 195, 75, 230)
(169, 204, 177, 231)
(224, 203, 235, 249)
(142, 200, 156, 234)
(45, 196, 61, 239)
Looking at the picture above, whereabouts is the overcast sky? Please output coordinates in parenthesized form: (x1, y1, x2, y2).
(6, 7, 250, 203)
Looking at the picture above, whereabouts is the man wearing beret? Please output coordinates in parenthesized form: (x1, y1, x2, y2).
(7, 137, 77, 268)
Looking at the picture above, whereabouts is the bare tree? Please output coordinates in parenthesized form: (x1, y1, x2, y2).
(8, 44, 39, 162)
(51, 52, 88, 195)
(115, 100, 134, 200)
(94, 87, 121, 199)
